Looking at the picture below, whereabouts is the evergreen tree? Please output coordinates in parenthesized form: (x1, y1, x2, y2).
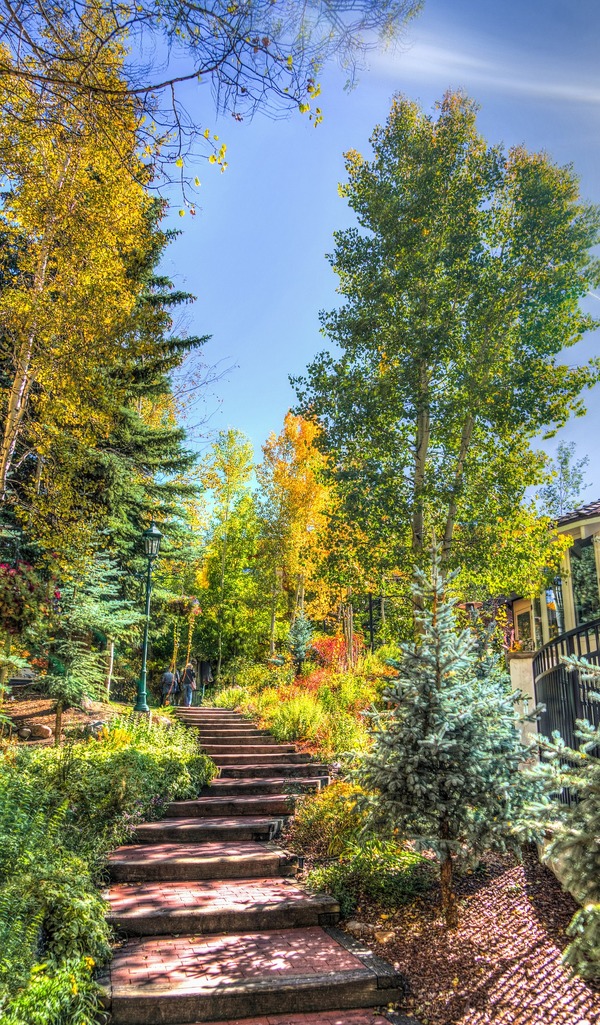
(355, 553, 536, 926)
(45, 555, 140, 739)
(526, 658, 600, 980)
(287, 613, 314, 674)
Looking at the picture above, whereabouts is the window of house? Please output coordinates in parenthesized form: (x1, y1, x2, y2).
(545, 587, 560, 639)
(570, 536, 600, 626)
(533, 597, 543, 649)
(516, 610, 533, 650)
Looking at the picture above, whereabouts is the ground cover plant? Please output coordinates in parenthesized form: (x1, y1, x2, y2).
(212, 650, 389, 759)
(286, 782, 432, 917)
(0, 713, 215, 1024)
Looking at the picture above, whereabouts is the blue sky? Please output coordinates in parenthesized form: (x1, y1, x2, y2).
(161, 0, 600, 501)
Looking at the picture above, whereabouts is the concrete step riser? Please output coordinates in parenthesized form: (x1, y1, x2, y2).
(134, 822, 286, 844)
(201, 779, 321, 796)
(109, 854, 298, 884)
(211, 754, 311, 765)
(109, 906, 340, 937)
(198, 742, 281, 750)
(219, 764, 329, 779)
(165, 797, 296, 818)
(191, 730, 271, 737)
(201, 746, 297, 755)
(109, 979, 403, 1024)
(175, 713, 246, 720)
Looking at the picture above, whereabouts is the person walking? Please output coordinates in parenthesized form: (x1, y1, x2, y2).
(180, 662, 196, 707)
(160, 667, 179, 706)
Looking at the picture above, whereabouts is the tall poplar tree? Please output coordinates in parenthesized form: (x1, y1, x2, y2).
(296, 92, 600, 610)
(198, 430, 256, 673)
(0, 33, 152, 502)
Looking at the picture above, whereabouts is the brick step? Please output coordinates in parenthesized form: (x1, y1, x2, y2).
(165, 795, 297, 818)
(134, 816, 286, 844)
(175, 711, 246, 719)
(192, 730, 272, 738)
(178, 717, 254, 724)
(178, 1011, 399, 1025)
(210, 753, 311, 766)
(109, 842, 298, 883)
(197, 736, 276, 746)
(201, 777, 323, 797)
(107, 877, 339, 936)
(201, 744, 297, 755)
(219, 763, 329, 780)
(106, 927, 404, 1024)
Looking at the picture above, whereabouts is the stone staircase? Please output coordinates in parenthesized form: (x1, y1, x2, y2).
(104, 707, 407, 1025)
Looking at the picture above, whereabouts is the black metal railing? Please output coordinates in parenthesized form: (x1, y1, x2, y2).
(533, 618, 600, 750)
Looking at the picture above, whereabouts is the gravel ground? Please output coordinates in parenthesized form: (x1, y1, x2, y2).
(347, 850, 600, 1025)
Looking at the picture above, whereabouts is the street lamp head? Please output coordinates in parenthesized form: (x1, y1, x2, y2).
(143, 520, 163, 559)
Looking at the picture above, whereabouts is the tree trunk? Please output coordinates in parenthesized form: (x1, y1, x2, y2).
(0, 635, 12, 693)
(0, 154, 73, 497)
(441, 415, 474, 566)
(106, 640, 115, 700)
(54, 701, 63, 747)
(440, 850, 458, 928)
(412, 365, 431, 558)
(269, 585, 277, 656)
(0, 335, 36, 498)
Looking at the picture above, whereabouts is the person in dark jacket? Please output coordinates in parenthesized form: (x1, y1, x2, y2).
(160, 668, 179, 706)
(180, 663, 196, 707)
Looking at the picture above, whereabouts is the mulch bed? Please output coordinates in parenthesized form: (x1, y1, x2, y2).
(344, 849, 600, 1025)
(0, 689, 131, 741)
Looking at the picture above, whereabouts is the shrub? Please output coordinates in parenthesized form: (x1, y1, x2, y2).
(269, 693, 324, 742)
(308, 836, 430, 917)
(0, 714, 216, 1020)
(2, 957, 102, 1025)
(287, 782, 368, 858)
(213, 685, 249, 709)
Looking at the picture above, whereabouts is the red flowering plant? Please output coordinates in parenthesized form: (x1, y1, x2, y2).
(311, 633, 365, 670)
(0, 562, 46, 635)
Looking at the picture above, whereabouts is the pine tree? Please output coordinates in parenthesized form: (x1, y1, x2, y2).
(44, 554, 140, 741)
(526, 658, 600, 980)
(287, 613, 313, 674)
(356, 553, 536, 926)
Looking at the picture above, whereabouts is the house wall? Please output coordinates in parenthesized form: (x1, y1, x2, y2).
(508, 652, 538, 745)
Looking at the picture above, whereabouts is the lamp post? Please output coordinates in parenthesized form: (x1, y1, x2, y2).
(134, 520, 163, 713)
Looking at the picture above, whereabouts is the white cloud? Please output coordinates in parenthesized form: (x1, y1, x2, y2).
(373, 36, 600, 106)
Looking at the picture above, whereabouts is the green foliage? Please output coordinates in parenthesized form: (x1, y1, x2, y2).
(45, 641, 106, 712)
(2, 957, 102, 1025)
(212, 657, 379, 758)
(270, 693, 324, 742)
(539, 441, 590, 519)
(308, 836, 430, 918)
(355, 553, 537, 925)
(295, 91, 600, 610)
(213, 685, 249, 709)
(287, 782, 369, 858)
(525, 657, 600, 980)
(0, 714, 216, 1018)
